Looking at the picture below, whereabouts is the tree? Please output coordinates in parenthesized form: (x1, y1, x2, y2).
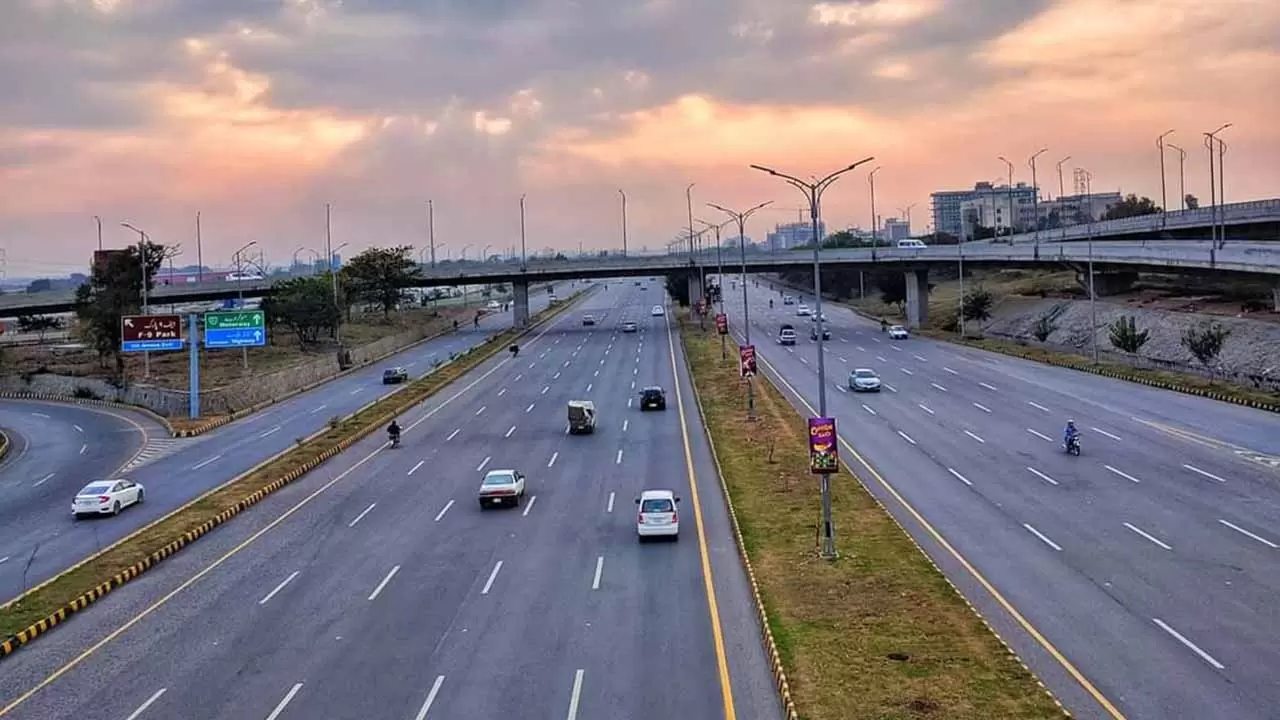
(261, 276, 340, 348)
(74, 243, 168, 376)
(664, 273, 690, 307)
(16, 314, 64, 342)
(876, 273, 906, 310)
(1108, 315, 1150, 354)
(340, 246, 422, 319)
(1184, 194, 1199, 210)
(1181, 321, 1231, 370)
(822, 230, 859, 248)
(1032, 314, 1056, 342)
(1101, 194, 1161, 221)
(962, 286, 994, 322)
(26, 278, 52, 294)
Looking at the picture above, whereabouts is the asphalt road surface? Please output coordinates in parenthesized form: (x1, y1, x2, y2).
(0, 290, 571, 604)
(725, 277, 1280, 720)
(0, 282, 779, 720)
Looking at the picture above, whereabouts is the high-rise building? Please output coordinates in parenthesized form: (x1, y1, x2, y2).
(765, 221, 824, 250)
(884, 218, 910, 242)
(932, 181, 1037, 237)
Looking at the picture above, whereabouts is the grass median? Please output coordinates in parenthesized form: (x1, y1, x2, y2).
(681, 322, 1066, 720)
(0, 293, 585, 642)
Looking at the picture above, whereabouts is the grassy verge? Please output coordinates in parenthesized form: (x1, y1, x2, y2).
(0, 293, 585, 641)
(681, 322, 1066, 720)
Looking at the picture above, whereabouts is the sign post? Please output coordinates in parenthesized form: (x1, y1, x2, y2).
(203, 310, 267, 348)
(188, 313, 201, 419)
(739, 344, 757, 420)
(809, 416, 839, 559)
(121, 315, 185, 353)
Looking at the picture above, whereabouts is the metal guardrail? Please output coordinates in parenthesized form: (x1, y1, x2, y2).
(1001, 198, 1280, 244)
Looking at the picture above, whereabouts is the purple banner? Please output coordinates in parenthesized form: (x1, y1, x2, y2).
(808, 416, 838, 474)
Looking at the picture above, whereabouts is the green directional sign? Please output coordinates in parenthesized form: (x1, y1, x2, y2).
(204, 310, 267, 348)
(205, 310, 264, 330)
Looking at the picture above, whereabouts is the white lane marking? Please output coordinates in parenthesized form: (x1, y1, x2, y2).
(0, 557, 8, 565)
(367, 565, 401, 601)
(876, 356, 887, 363)
(948, 468, 973, 486)
(944, 367, 958, 375)
(309, 404, 328, 414)
(554, 371, 562, 380)
(862, 404, 876, 416)
(408, 460, 426, 476)
(124, 687, 167, 720)
(548, 452, 559, 467)
(800, 357, 809, 365)
(497, 388, 507, 397)
(1027, 428, 1053, 442)
(30, 412, 50, 419)
(476, 456, 491, 472)
(1153, 618, 1225, 670)
(481, 560, 504, 595)
(33, 473, 55, 487)
(258, 426, 281, 438)
(79, 444, 87, 455)
(931, 383, 948, 392)
(883, 383, 897, 393)
(513, 374, 523, 382)
(856, 346, 866, 352)
(897, 431, 916, 445)
(606, 492, 615, 513)
(964, 430, 985, 444)
(446, 429, 460, 441)
(586, 383, 593, 393)
(633, 368, 638, 375)
(192, 454, 222, 470)
(526, 403, 535, 413)
(413, 676, 446, 720)
(265, 683, 304, 720)
(349, 388, 362, 395)
(615, 450, 623, 465)
(563, 360, 571, 367)
(891, 346, 903, 352)
(591, 556, 604, 590)
(1184, 464, 1226, 483)
(972, 402, 991, 413)
(433, 500, 454, 522)
(258, 571, 301, 605)
(73, 424, 84, 433)
(522, 495, 537, 517)
(1217, 519, 1278, 548)
(1124, 522, 1171, 550)
(980, 382, 999, 391)
(348, 503, 376, 528)
(1027, 467, 1059, 486)
(475, 406, 487, 416)
(542, 386, 550, 394)
(622, 419, 629, 432)
(505, 425, 516, 438)
(593, 370, 600, 378)
(600, 358, 606, 365)
(1024, 523, 1063, 551)
(899, 368, 913, 375)
(918, 404, 934, 415)
(1105, 466, 1142, 484)
(1092, 427, 1121, 441)
(627, 397, 633, 408)
(566, 669, 585, 720)
(839, 357, 848, 364)
(1028, 400, 1050, 412)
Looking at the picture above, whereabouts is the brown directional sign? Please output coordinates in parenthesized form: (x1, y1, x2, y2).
(121, 314, 184, 352)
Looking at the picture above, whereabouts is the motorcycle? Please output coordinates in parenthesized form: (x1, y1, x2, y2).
(509, 344, 520, 358)
(1063, 435, 1081, 456)
(388, 431, 401, 448)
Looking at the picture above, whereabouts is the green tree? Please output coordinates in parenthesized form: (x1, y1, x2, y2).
(340, 246, 422, 319)
(1108, 315, 1150, 354)
(1031, 314, 1056, 342)
(962, 286, 994, 322)
(1181, 321, 1231, 370)
(261, 276, 340, 348)
(822, 230, 859, 248)
(664, 273, 690, 307)
(1184, 194, 1199, 210)
(877, 272, 907, 310)
(16, 314, 64, 342)
(74, 243, 167, 376)
(26, 278, 53, 294)
(1102, 194, 1161, 221)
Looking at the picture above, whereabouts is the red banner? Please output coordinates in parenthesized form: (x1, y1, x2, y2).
(739, 344, 757, 378)
(715, 313, 727, 335)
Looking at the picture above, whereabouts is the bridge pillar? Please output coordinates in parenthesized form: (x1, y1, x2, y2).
(687, 274, 705, 308)
(512, 281, 530, 329)
(1273, 285, 1280, 313)
(905, 269, 929, 329)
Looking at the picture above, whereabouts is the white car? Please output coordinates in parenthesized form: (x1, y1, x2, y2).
(809, 312, 827, 322)
(636, 489, 680, 541)
(478, 469, 526, 509)
(848, 368, 882, 392)
(888, 325, 910, 340)
(72, 479, 144, 519)
(651, 305, 665, 316)
(795, 304, 812, 317)
(487, 300, 501, 310)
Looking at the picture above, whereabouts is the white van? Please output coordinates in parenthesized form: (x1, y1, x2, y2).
(896, 239, 927, 249)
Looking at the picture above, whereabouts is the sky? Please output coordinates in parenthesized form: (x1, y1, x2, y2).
(1, 0, 1278, 278)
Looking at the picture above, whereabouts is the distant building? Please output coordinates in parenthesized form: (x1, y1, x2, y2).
(932, 181, 1037, 238)
(766, 222, 824, 250)
(1037, 192, 1124, 228)
(884, 218, 910, 243)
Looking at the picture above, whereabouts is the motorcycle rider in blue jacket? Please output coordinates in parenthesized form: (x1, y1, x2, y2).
(1063, 419, 1079, 448)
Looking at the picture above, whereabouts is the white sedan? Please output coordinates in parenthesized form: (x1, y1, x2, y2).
(478, 469, 526, 509)
(888, 325, 910, 340)
(651, 305, 665, 316)
(72, 479, 144, 519)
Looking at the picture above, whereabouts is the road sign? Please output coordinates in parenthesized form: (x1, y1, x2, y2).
(739, 344, 757, 378)
(204, 310, 267, 348)
(121, 314, 184, 353)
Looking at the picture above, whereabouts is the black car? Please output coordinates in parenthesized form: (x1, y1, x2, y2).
(639, 386, 667, 411)
(382, 367, 409, 384)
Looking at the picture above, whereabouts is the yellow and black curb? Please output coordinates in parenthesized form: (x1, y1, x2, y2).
(0, 290, 588, 662)
(0, 391, 176, 434)
(0, 429, 9, 463)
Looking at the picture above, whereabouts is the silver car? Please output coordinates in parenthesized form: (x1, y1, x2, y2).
(848, 368, 882, 392)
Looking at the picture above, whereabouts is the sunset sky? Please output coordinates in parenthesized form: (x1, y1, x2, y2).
(1, 0, 1277, 277)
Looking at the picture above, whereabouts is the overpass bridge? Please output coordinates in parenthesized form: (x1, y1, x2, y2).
(998, 198, 1280, 245)
(3, 238, 1277, 329)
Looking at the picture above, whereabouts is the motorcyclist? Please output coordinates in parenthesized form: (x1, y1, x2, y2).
(880, 318, 889, 332)
(387, 419, 402, 445)
(1063, 419, 1079, 449)
(452, 319, 459, 330)
(769, 299, 774, 309)
(509, 343, 520, 357)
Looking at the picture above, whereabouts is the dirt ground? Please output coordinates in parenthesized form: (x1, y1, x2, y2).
(4, 306, 473, 390)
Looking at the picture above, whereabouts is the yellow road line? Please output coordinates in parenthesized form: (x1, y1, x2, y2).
(752, 348, 1127, 720)
(665, 314, 737, 720)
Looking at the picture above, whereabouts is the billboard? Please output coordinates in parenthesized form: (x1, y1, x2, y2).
(808, 417, 839, 474)
(739, 344, 757, 378)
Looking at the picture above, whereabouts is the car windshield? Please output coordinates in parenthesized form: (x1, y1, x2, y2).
(641, 498, 674, 513)
(80, 483, 112, 495)
(483, 472, 515, 486)
(855, 370, 877, 378)
(643, 389, 662, 397)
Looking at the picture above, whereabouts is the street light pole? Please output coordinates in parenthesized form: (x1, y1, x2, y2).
(1203, 123, 1231, 249)
(1028, 148, 1048, 248)
(868, 167, 881, 256)
(428, 200, 437, 268)
(697, 218, 732, 359)
(1166, 144, 1187, 210)
(232, 240, 258, 369)
(1157, 129, 1175, 232)
(519, 194, 528, 270)
(618, 189, 628, 257)
(94, 215, 102, 251)
(325, 203, 344, 346)
(751, 157, 874, 562)
(121, 222, 152, 379)
(997, 156, 1015, 240)
(709, 200, 773, 419)
(1078, 169, 1098, 363)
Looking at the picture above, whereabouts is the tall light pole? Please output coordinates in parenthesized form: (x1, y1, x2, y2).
(120, 222, 152, 379)
(709, 199, 772, 418)
(325, 203, 345, 345)
(1079, 169, 1098, 363)
(618, 189, 628, 257)
(195, 211, 204, 284)
(292, 245, 308, 270)
(1028, 148, 1048, 247)
(427, 200, 438, 267)
(997, 156, 1015, 240)
(696, 217, 732, 359)
(519, 194, 528, 270)
(868, 166, 881, 253)
(1157, 129, 1175, 232)
(751, 156, 875, 562)
(898, 203, 916, 234)
(93, 215, 103, 252)
(1203, 123, 1231, 248)
(232, 240, 258, 369)
(1055, 156, 1071, 202)
(1166, 144, 1187, 210)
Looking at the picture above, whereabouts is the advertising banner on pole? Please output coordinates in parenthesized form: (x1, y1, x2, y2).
(808, 416, 839, 474)
(738, 344, 756, 378)
(715, 313, 727, 335)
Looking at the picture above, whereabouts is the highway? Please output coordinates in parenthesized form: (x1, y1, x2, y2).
(725, 277, 1280, 720)
(0, 282, 779, 720)
(0, 291, 568, 604)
